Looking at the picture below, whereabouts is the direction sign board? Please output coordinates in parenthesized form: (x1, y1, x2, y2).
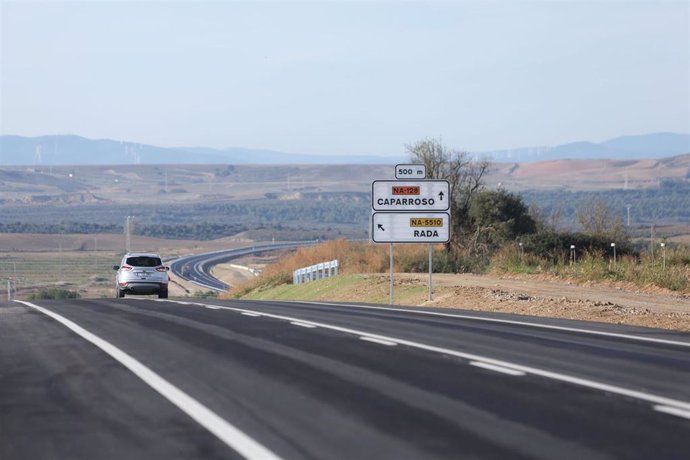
(395, 164, 426, 180)
(372, 180, 450, 212)
(372, 212, 450, 243)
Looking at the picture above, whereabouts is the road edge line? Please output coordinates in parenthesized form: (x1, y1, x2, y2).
(14, 300, 283, 460)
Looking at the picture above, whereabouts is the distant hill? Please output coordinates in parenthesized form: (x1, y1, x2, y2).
(0, 135, 402, 166)
(1, 132, 688, 166)
(480, 133, 690, 163)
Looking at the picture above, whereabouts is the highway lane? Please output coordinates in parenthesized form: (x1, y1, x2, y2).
(2, 298, 689, 459)
(169, 241, 317, 291)
(217, 300, 690, 402)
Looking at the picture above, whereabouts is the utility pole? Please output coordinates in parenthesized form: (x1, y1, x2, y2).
(626, 205, 631, 227)
(125, 216, 132, 252)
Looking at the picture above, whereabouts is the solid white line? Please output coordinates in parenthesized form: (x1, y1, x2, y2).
(290, 322, 317, 328)
(160, 300, 690, 414)
(360, 336, 398, 346)
(241, 312, 262, 317)
(15, 300, 283, 460)
(470, 361, 526, 376)
(654, 405, 690, 421)
(290, 301, 690, 348)
(205, 305, 222, 310)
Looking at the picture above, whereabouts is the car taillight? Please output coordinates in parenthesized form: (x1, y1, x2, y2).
(121, 265, 133, 271)
(119, 282, 128, 287)
(155, 266, 167, 272)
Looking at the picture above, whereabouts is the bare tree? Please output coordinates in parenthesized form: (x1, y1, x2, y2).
(405, 138, 488, 207)
(405, 138, 490, 252)
(576, 199, 626, 241)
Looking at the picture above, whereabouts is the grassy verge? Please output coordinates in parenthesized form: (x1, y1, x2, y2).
(241, 274, 427, 305)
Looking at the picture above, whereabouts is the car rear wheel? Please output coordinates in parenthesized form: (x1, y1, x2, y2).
(158, 289, 168, 299)
(116, 288, 125, 298)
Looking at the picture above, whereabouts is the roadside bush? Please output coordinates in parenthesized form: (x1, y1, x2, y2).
(520, 230, 634, 263)
(28, 288, 81, 300)
(490, 245, 542, 275)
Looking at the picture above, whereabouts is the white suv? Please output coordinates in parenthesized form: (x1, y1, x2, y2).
(113, 252, 169, 298)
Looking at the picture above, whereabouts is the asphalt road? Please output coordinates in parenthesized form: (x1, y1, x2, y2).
(169, 242, 317, 291)
(2, 298, 689, 459)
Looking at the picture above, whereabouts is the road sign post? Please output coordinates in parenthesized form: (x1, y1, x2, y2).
(371, 166, 451, 305)
(389, 243, 394, 305)
(428, 244, 433, 301)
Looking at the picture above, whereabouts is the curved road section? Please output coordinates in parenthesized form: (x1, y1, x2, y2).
(169, 241, 317, 291)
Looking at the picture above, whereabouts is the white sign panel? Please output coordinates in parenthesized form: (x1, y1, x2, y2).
(372, 212, 451, 243)
(395, 164, 427, 180)
(372, 180, 450, 211)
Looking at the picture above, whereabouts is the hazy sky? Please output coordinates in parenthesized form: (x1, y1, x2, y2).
(1, 0, 688, 155)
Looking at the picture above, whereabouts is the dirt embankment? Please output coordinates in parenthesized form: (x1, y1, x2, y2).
(233, 271, 690, 332)
(405, 273, 690, 331)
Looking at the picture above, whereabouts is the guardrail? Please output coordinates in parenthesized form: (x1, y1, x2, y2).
(293, 260, 339, 285)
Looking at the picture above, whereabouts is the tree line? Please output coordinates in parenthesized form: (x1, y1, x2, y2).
(0, 221, 246, 240)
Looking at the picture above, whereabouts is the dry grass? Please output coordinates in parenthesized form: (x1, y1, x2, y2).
(226, 239, 436, 297)
(490, 244, 690, 294)
(0, 251, 120, 298)
(231, 238, 690, 298)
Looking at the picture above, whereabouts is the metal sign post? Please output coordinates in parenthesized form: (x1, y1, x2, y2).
(371, 166, 451, 306)
(389, 243, 394, 305)
(428, 244, 433, 301)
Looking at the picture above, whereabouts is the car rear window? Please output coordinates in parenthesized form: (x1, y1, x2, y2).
(126, 256, 162, 267)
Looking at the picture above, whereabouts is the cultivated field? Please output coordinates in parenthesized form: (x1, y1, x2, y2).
(0, 233, 257, 299)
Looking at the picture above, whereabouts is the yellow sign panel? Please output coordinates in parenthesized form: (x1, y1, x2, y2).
(409, 218, 444, 227)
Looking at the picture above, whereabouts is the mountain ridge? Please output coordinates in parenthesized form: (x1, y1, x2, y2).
(482, 132, 690, 163)
(1, 132, 688, 166)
